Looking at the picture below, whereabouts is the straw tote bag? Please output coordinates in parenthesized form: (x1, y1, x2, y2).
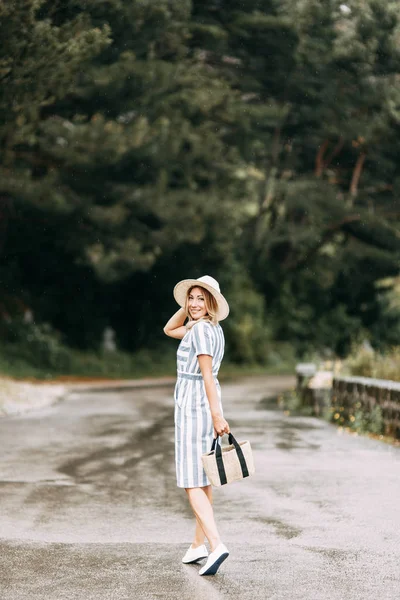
(201, 432, 255, 487)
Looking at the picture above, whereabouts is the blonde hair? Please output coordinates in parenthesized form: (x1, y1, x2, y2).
(185, 285, 219, 325)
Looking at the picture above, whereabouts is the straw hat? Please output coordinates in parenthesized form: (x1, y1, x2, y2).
(173, 275, 229, 321)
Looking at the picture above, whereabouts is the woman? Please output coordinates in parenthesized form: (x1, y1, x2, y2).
(163, 275, 231, 576)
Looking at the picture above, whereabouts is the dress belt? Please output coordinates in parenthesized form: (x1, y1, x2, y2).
(177, 371, 218, 380)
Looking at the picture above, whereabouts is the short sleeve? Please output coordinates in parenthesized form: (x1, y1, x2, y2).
(192, 322, 214, 357)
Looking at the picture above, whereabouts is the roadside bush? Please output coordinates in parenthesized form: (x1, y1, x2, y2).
(345, 344, 400, 382)
(332, 404, 384, 436)
(0, 327, 177, 380)
(2, 319, 71, 371)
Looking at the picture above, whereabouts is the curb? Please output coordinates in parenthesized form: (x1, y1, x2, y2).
(65, 377, 176, 394)
(0, 377, 176, 418)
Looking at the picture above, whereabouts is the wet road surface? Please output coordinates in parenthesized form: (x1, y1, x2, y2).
(1, 375, 400, 600)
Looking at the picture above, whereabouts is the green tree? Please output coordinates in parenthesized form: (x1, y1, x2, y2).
(1, 0, 400, 361)
(1, 0, 250, 348)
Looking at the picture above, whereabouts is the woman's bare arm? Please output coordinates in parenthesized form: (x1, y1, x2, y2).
(163, 308, 187, 339)
(198, 354, 230, 436)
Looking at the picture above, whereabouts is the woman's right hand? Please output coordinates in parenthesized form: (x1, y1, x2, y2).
(213, 414, 230, 437)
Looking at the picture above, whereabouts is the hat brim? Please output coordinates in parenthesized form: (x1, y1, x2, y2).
(173, 279, 229, 321)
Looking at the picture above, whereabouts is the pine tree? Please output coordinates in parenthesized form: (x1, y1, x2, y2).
(0, 0, 249, 346)
(188, 0, 400, 352)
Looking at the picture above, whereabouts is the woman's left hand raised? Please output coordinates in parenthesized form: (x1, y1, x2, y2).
(213, 413, 230, 437)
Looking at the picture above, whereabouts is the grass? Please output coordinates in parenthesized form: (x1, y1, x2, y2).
(0, 346, 176, 382)
(0, 344, 295, 383)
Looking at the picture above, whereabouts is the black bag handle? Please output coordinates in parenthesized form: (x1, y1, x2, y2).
(211, 432, 249, 485)
(228, 432, 250, 479)
(212, 436, 227, 485)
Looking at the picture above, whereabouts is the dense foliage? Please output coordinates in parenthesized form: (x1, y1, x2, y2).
(1, 0, 400, 366)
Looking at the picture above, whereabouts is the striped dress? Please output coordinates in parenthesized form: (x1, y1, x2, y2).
(174, 320, 225, 488)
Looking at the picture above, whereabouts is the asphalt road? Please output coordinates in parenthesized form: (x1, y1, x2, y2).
(1, 375, 399, 600)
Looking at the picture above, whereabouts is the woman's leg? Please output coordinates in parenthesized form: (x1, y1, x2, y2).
(186, 485, 220, 552)
(192, 486, 213, 547)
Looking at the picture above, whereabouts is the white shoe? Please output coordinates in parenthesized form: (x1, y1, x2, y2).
(198, 543, 229, 576)
(182, 544, 208, 564)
